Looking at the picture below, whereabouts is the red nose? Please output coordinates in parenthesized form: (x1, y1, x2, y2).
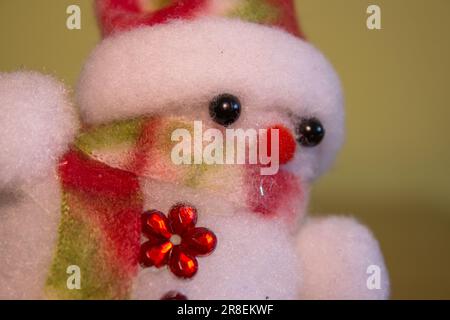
(266, 125, 296, 165)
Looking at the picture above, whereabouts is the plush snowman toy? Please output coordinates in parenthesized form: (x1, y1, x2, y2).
(0, 0, 389, 299)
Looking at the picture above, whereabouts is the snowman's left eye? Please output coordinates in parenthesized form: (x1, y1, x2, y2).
(209, 94, 241, 126)
(295, 117, 325, 147)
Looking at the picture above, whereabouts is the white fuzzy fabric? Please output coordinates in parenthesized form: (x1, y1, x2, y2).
(0, 175, 62, 299)
(0, 72, 79, 188)
(296, 216, 390, 299)
(133, 209, 299, 300)
(77, 18, 344, 180)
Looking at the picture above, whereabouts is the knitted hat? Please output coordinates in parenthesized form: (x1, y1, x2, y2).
(96, 0, 303, 38)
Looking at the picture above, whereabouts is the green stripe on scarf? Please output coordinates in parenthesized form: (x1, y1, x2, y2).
(75, 118, 145, 155)
(229, 0, 280, 24)
(46, 150, 143, 300)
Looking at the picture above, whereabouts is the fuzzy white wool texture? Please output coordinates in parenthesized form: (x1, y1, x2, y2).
(77, 18, 344, 180)
(296, 216, 390, 299)
(0, 176, 62, 299)
(0, 72, 79, 188)
(133, 211, 299, 300)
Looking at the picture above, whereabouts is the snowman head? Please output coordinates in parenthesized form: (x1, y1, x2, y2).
(75, 0, 344, 218)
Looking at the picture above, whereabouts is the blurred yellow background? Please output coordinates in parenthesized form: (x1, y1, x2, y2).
(0, 0, 449, 299)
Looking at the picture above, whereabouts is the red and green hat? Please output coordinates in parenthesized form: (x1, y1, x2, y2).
(96, 0, 304, 38)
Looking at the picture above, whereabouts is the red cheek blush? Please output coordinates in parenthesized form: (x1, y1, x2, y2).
(245, 166, 302, 217)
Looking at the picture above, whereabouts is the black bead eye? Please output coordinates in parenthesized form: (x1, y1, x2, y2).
(296, 118, 325, 147)
(209, 94, 241, 126)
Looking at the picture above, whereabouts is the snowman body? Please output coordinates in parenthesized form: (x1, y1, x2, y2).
(132, 178, 300, 300)
(0, 13, 390, 299)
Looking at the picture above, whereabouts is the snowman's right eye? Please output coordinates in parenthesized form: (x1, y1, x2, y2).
(209, 94, 241, 127)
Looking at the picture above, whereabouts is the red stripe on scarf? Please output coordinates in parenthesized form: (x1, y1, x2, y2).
(59, 149, 140, 198)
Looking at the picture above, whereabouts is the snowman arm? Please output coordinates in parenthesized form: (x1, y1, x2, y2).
(0, 71, 79, 189)
(0, 71, 79, 298)
(295, 215, 390, 299)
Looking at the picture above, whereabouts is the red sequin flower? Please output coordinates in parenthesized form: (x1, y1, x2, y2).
(140, 204, 217, 279)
